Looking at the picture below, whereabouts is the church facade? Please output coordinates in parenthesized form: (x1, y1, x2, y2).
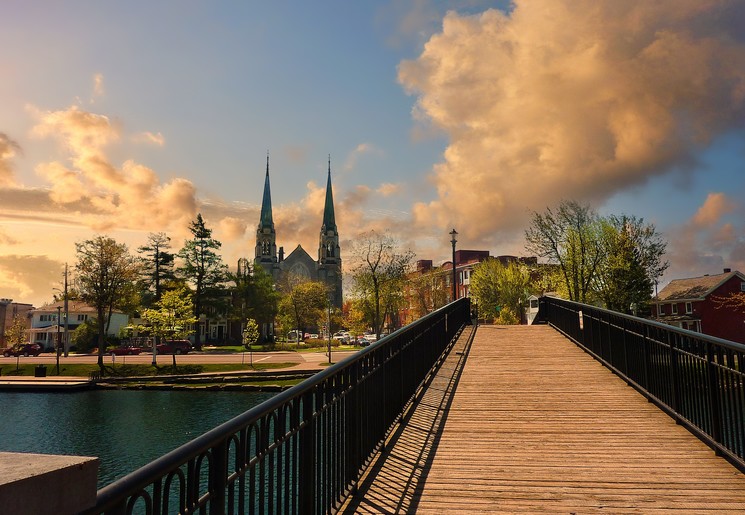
(254, 156, 343, 309)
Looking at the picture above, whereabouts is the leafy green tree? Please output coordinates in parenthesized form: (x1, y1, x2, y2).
(242, 319, 260, 349)
(525, 201, 604, 303)
(349, 231, 414, 338)
(278, 278, 329, 345)
(75, 236, 141, 370)
(229, 258, 279, 341)
(139, 287, 197, 365)
(4, 314, 28, 371)
(592, 215, 667, 313)
(138, 232, 175, 308)
(177, 214, 229, 350)
(70, 319, 98, 353)
(471, 259, 531, 324)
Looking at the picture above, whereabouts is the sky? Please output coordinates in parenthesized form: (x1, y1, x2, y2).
(1, 0, 745, 308)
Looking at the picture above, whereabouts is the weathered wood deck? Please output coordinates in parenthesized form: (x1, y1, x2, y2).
(343, 324, 745, 513)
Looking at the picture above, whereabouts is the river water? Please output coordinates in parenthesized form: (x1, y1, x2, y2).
(0, 389, 274, 488)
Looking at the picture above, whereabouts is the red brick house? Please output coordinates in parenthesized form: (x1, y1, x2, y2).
(651, 269, 745, 344)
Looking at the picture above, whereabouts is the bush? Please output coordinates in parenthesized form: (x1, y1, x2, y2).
(495, 307, 520, 325)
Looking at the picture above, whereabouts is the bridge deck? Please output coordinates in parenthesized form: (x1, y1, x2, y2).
(344, 324, 745, 513)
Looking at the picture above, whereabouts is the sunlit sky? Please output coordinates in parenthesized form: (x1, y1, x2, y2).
(2, 0, 745, 307)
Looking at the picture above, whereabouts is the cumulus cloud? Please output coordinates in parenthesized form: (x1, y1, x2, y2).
(398, 1, 745, 243)
(0, 132, 21, 186)
(377, 182, 402, 196)
(28, 104, 197, 232)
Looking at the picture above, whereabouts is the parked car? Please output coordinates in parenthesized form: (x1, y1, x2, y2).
(356, 337, 371, 347)
(333, 332, 350, 344)
(156, 340, 192, 354)
(108, 345, 143, 356)
(2, 343, 43, 357)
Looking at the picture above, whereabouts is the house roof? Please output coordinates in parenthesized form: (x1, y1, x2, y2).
(33, 301, 124, 314)
(655, 271, 745, 301)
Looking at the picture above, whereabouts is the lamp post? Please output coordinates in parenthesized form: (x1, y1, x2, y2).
(449, 229, 458, 302)
(56, 306, 61, 375)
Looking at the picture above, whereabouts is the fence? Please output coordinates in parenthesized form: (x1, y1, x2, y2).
(83, 297, 471, 514)
(540, 296, 745, 474)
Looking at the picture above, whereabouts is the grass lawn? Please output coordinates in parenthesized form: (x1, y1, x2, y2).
(0, 362, 300, 378)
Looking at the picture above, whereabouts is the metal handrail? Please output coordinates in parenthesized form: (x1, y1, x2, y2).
(540, 296, 745, 474)
(83, 297, 471, 514)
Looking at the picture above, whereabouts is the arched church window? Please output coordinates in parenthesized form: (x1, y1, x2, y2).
(327, 241, 334, 257)
(262, 240, 270, 255)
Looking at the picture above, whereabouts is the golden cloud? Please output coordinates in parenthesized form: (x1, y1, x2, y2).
(0, 133, 21, 186)
(398, 1, 745, 243)
(691, 192, 737, 228)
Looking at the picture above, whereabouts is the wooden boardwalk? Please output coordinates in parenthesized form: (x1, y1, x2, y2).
(343, 324, 745, 514)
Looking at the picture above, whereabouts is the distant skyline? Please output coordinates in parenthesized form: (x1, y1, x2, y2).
(1, 0, 745, 307)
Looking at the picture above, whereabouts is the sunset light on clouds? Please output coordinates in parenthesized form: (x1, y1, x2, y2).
(1, 0, 745, 307)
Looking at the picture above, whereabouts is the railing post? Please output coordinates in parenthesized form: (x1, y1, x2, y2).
(668, 332, 680, 414)
(209, 439, 228, 514)
(642, 324, 650, 392)
(707, 342, 723, 448)
(299, 390, 316, 513)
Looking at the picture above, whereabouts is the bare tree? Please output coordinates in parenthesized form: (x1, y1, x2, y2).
(349, 231, 414, 338)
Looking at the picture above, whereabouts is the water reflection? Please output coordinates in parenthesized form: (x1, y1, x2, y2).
(0, 390, 274, 488)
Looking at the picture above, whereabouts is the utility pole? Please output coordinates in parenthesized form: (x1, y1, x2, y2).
(63, 263, 69, 357)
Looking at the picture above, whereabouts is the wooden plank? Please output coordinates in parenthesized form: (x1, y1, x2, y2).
(345, 324, 745, 513)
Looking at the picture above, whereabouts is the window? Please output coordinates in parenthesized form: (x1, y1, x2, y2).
(671, 303, 678, 314)
(77, 314, 87, 321)
(741, 282, 745, 292)
(685, 302, 692, 314)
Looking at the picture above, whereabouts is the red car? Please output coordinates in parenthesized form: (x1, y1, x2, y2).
(156, 340, 192, 354)
(108, 345, 143, 356)
(2, 343, 43, 357)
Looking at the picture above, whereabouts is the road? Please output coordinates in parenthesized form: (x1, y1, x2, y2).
(0, 349, 358, 370)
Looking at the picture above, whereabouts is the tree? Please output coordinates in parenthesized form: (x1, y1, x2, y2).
(277, 278, 329, 345)
(470, 259, 531, 324)
(177, 214, 229, 350)
(349, 231, 414, 338)
(4, 314, 28, 372)
(408, 267, 448, 319)
(138, 232, 175, 308)
(525, 201, 604, 303)
(242, 319, 260, 349)
(75, 236, 141, 370)
(139, 286, 197, 366)
(229, 258, 279, 342)
(592, 215, 667, 313)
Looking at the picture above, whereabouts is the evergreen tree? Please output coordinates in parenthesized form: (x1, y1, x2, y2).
(138, 232, 175, 308)
(177, 214, 228, 350)
(229, 258, 279, 342)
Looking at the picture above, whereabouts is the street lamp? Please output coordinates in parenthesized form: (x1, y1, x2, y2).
(56, 306, 61, 375)
(450, 229, 458, 302)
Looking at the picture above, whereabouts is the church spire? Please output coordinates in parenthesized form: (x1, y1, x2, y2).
(322, 154, 336, 231)
(259, 152, 273, 229)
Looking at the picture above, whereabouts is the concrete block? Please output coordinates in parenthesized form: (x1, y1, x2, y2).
(0, 452, 98, 515)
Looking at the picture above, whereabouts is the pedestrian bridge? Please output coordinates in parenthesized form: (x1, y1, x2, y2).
(83, 298, 745, 514)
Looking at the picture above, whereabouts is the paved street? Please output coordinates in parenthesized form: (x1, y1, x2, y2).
(0, 349, 358, 371)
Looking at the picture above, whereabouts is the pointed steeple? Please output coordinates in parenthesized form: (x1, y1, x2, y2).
(259, 152, 273, 229)
(322, 155, 336, 231)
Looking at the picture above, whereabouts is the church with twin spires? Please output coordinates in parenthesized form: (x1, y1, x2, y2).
(254, 155, 343, 309)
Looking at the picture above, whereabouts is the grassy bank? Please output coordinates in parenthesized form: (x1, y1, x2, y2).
(0, 362, 299, 378)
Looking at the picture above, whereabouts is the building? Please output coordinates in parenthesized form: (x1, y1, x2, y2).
(651, 269, 745, 344)
(0, 299, 34, 347)
(27, 301, 128, 350)
(254, 155, 342, 309)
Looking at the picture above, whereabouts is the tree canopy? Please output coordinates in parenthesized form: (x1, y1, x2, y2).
(75, 235, 141, 369)
(348, 231, 414, 338)
(177, 214, 228, 349)
(470, 259, 531, 324)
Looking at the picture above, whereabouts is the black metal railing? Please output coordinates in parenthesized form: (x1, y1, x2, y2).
(83, 298, 471, 515)
(540, 296, 745, 474)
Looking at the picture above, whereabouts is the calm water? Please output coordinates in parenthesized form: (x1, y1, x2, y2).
(0, 390, 274, 488)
